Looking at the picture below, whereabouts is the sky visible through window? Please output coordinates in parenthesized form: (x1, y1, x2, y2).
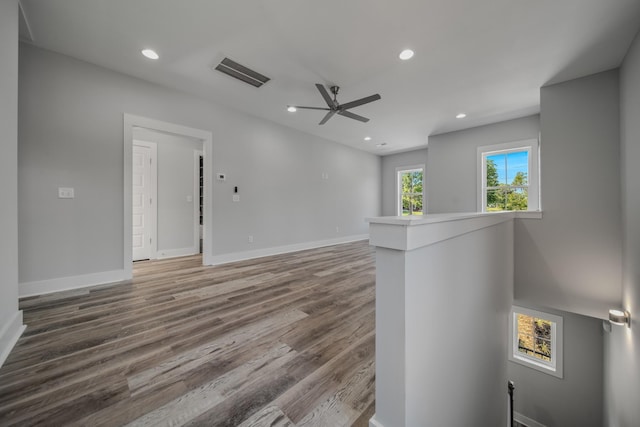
(487, 151, 528, 184)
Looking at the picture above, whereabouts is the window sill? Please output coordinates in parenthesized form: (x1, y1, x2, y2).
(509, 354, 562, 378)
(479, 211, 543, 219)
(514, 210, 543, 219)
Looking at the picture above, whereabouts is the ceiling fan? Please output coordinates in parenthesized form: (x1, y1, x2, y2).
(290, 84, 381, 125)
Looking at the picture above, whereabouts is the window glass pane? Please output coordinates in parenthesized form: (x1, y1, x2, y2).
(400, 169, 424, 216)
(411, 195, 423, 215)
(505, 188, 528, 211)
(535, 338, 552, 361)
(486, 189, 505, 211)
(517, 313, 553, 363)
(534, 318, 551, 339)
(484, 149, 532, 212)
(401, 195, 423, 215)
(517, 313, 534, 355)
(506, 151, 528, 185)
(486, 154, 505, 185)
(402, 197, 412, 215)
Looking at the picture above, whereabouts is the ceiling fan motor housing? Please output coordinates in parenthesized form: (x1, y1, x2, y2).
(292, 83, 381, 125)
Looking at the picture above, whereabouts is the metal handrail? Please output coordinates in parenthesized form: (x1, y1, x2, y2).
(508, 381, 515, 427)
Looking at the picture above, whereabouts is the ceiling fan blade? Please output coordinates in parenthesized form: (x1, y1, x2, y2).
(339, 94, 381, 110)
(337, 110, 369, 123)
(316, 84, 335, 108)
(319, 110, 337, 125)
(293, 106, 332, 111)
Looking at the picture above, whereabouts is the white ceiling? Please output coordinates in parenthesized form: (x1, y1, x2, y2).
(19, 0, 640, 155)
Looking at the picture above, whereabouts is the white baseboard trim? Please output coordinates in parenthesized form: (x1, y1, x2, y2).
(0, 310, 25, 368)
(515, 411, 546, 427)
(20, 269, 128, 298)
(156, 246, 199, 260)
(368, 414, 384, 427)
(205, 234, 369, 266)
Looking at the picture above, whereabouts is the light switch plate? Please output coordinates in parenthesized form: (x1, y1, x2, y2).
(58, 187, 75, 199)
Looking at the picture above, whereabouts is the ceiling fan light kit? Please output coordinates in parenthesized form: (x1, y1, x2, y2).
(290, 84, 381, 125)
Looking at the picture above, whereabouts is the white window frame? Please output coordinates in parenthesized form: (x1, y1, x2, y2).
(396, 164, 425, 216)
(477, 139, 540, 212)
(509, 306, 563, 378)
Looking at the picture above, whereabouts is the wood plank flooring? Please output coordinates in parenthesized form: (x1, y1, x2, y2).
(0, 241, 376, 426)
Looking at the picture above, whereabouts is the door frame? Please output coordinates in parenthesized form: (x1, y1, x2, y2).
(123, 114, 213, 280)
(194, 150, 203, 254)
(132, 140, 158, 260)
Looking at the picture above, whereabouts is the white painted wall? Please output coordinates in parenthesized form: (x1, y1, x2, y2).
(380, 149, 427, 216)
(133, 128, 202, 257)
(370, 214, 513, 426)
(507, 305, 603, 427)
(0, 0, 24, 367)
(604, 28, 640, 427)
(516, 70, 622, 319)
(426, 115, 540, 213)
(18, 44, 381, 288)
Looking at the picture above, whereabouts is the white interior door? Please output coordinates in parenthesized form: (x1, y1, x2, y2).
(132, 143, 156, 261)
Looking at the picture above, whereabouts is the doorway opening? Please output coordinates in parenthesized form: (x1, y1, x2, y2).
(123, 114, 213, 280)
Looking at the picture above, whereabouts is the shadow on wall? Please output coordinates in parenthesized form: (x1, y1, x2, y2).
(513, 220, 570, 310)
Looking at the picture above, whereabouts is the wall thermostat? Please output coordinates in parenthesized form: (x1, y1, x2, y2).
(217, 173, 226, 181)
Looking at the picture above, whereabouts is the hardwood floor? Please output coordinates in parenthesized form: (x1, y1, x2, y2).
(0, 241, 376, 426)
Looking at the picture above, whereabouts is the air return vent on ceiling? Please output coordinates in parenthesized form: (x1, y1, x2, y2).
(214, 57, 270, 88)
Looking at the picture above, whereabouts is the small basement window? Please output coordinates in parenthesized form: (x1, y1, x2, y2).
(509, 306, 563, 378)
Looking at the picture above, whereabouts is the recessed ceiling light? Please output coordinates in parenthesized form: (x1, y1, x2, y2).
(456, 113, 467, 119)
(141, 49, 159, 60)
(287, 106, 297, 113)
(364, 136, 372, 141)
(399, 49, 414, 60)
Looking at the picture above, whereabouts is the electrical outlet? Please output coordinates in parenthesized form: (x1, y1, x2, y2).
(336, 226, 340, 233)
(58, 187, 75, 199)
(233, 195, 240, 202)
(248, 235, 253, 243)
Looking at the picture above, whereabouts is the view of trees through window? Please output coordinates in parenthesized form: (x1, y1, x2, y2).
(517, 313, 552, 362)
(485, 150, 528, 211)
(400, 169, 423, 215)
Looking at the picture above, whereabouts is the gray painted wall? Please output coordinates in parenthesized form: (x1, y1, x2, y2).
(18, 44, 381, 284)
(507, 304, 603, 427)
(425, 109, 608, 425)
(426, 115, 540, 213)
(373, 217, 512, 426)
(404, 221, 512, 426)
(604, 29, 640, 427)
(0, 0, 22, 363)
(515, 70, 622, 319)
(133, 128, 203, 255)
(380, 149, 427, 216)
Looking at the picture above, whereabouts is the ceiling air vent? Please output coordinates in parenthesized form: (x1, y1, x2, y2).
(214, 57, 270, 88)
